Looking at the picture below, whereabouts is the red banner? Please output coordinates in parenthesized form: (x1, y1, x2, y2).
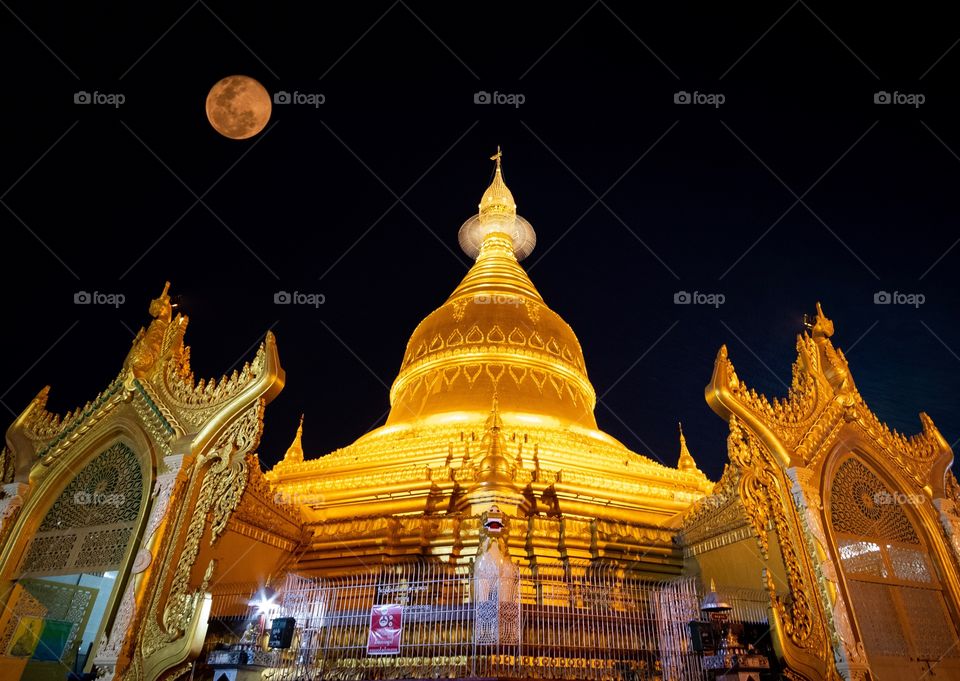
(366, 604, 403, 655)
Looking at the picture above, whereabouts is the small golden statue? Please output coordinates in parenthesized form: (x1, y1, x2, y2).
(239, 620, 259, 647)
(125, 282, 174, 379)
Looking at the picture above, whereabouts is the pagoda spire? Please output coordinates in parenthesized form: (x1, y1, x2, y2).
(282, 414, 305, 464)
(458, 148, 536, 261)
(477, 395, 512, 485)
(458, 394, 530, 516)
(485, 393, 504, 431)
(479, 146, 516, 225)
(677, 422, 700, 473)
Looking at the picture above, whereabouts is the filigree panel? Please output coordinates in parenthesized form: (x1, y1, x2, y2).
(38, 442, 143, 530)
(21, 442, 143, 576)
(0, 578, 95, 663)
(899, 587, 960, 660)
(830, 458, 919, 545)
(886, 544, 931, 584)
(725, 417, 822, 655)
(75, 527, 134, 570)
(837, 540, 887, 579)
(846, 580, 909, 658)
(20, 535, 76, 574)
(0, 585, 45, 653)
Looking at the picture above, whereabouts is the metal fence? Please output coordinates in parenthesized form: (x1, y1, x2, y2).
(255, 562, 735, 681)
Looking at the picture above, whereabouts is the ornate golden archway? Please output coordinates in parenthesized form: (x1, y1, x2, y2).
(696, 303, 960, 680)
(17, 442, 144, 578)
(0, 439, 152, 680)
(827, 455, 960, 678)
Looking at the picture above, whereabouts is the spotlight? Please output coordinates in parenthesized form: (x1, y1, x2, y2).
(248, 586, 279, 615)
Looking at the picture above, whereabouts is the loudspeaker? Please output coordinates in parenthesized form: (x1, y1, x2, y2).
(269, 617, 296, 649)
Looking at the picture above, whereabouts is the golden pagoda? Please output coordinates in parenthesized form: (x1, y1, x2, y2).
(2, 152, 959, 681)
(267, 150, 712, 575)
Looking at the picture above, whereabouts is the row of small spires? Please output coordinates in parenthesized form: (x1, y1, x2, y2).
(280, 396, 702, 474)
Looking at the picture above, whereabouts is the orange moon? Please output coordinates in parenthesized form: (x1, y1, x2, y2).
(205, 75, 271, 140)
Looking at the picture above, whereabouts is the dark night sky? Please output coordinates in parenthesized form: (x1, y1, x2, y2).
(2, 2, 959, 480)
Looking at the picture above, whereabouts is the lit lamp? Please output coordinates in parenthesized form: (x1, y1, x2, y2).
(700, 580, 737, 664)
(700, 579, 731, 615)
(700, 578, 735, 656)
(248, 586, 279, 616)
(239, 585, 280, 651)
(699, 580, 767, 679)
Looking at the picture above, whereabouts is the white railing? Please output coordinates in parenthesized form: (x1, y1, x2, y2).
(258, 563, 747, 680)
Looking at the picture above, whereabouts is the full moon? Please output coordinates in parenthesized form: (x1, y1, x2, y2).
(205, 75, 272, 140)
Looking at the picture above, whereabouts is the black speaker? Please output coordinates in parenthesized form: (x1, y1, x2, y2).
(688, 620, 714, 653)
(269, 617, 296, 649)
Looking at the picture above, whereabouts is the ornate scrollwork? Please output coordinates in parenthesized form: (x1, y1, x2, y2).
(726, 417, 772, 556)
(768, 477, 817, 648)
(849, 408, 948, 487)
(946, 471, 960, 507)
(208, 454, 249, 545)
(787, 467, 869, 673)
(728, 416, 820, 652)
(167, 402, 260, 624)
(31, 379, 128, 469)
(710, 342, 829, 452)
(709, 303, 952, 485)
(139, 399, 265, 664)
(158, 344, 267, 430)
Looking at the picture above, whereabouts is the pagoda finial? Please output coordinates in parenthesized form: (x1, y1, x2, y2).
(479, 146, 516, 226)
(283, 414, 305, 464)
(491, 145, 503, 169)
(485, 392, 503, 432)
(677, 421, 699, 473)
(458, 147, 536, 261)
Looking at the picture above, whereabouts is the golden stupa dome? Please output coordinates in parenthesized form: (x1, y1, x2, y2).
(268, 151, 714, 572)
(387, 150, 596, 429)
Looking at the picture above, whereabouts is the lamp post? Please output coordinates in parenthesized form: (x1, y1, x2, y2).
(247, 585, 279, 637)
(699, 580, 770, 680)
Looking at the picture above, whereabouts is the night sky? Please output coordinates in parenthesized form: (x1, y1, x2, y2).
(2, 3, 959, 480)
